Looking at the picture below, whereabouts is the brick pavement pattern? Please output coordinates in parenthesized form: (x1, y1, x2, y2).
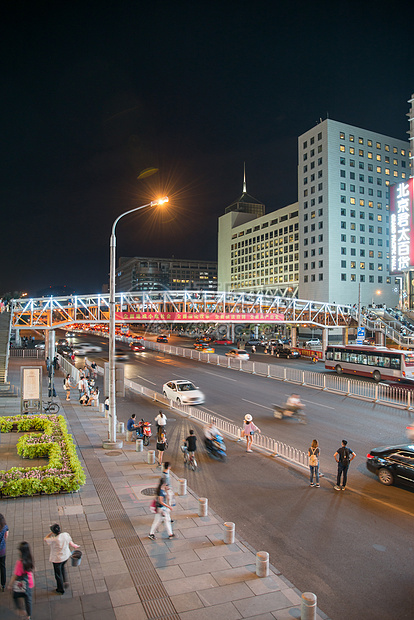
(0, 359, 329, 619)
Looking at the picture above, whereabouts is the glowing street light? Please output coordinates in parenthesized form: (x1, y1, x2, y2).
(104, 196, 169, 448)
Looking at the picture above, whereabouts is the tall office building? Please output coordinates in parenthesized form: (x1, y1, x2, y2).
(298, 119, 411, 306)
(218, 176, 299, 295)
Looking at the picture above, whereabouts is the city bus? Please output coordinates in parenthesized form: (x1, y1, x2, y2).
(325, 344, 414, 383)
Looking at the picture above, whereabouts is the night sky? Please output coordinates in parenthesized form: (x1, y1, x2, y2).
(2, 0, 413, 296)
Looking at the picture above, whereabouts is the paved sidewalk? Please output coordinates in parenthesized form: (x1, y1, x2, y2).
(0, 359, 329, 620)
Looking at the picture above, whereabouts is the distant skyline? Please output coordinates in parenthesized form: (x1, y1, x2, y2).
(2, 0, 413, 295)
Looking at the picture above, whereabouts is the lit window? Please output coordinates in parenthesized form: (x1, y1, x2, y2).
(360, 199, 365, 206)
(340, 144, 345, 152)
(376, 166, 381, 173)
(350, 197, 356, 204)
(359, 149, 364, 157)
(385, 168, 390, 175)
(401, 149, 406, 156)
(385, 144, 389, 151)
(350, 147, 355, 155)
(368, 152, 373, 159)
(368, 140, 372, 147)
(350, 274, 356, 281)
(376, 154, 381, 161)
(350, 261, 356, 268)
(393, 171, 398, 177)
(376, 142, 381, 149)
(350, 135, 354, 142)
(359, 137, 364, 144)
(340, 132, 345, 139)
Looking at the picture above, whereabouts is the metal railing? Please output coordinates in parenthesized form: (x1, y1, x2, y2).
(9, 348, 45, 359)
(140, 339, 414, 411)
(123, 376, 309, 469)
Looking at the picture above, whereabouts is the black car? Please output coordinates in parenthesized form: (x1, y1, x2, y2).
(157, 335, 168, 343)
(274, 346, 300, 359)
(57, 344, 73, 357)
(366, 444, 414, 487)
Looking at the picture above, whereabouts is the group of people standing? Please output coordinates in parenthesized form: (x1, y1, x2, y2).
(308, 439, 356, 490)
(63, 360, 99, 406)
(0, 514, 79, 619)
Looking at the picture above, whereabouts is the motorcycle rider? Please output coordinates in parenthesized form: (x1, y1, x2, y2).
(285, 393, 305, 416)
(204, 421, 218, 453)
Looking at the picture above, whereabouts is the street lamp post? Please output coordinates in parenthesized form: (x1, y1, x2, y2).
(103, 197, 168, 449)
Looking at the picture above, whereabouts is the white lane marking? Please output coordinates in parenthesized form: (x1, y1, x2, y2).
(242, 399, 273, 411)
(132, 375, 156, 385)
(204, 371, 238, 382)
(200, 407, 235, 423)
(302, 399, 335, 410)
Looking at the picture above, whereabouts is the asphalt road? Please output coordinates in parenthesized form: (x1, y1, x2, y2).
(64, 330, 414, 620)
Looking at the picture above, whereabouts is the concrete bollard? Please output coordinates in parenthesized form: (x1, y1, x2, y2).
(136, 438, 143, 452)
(147, 450, 155, 464)
(99, 403, 104, 413)
(301, 592, 317, 620)
(178, 479, 187, 496)
(117, 422, 125, 434)
(224, 522, 235, 544)
(198, 497, 208, 517)
(256, 551, 269, 577)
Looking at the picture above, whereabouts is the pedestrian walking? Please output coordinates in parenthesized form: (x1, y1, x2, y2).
(156, 431, 168, 467)
(334, 440, 356, 491)
(308, 439, 320, 487)
(0, 513, 9, 591)
(64, 374, 72, 401)
(90, 361, 97, 379)
(46, 357, 50, 372)
(8, 541, 34, 620)
(104, 396, 109, 416)
(148, 480, 175, 540)
(155, 410, 167, 439)
(241, 414, 261, 452)
(44, 524, 80, 594)
(251, 345, 256, 354)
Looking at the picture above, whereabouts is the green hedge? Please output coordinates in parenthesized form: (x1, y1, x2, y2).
(0, 414, 86, 497)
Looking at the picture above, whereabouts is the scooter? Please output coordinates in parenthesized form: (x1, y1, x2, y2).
(273, 404, 307, 424)
(136, 421, 152, 446)
(205, 433, 227, 461)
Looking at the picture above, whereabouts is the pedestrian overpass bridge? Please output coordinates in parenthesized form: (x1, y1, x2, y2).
(11, 291, 355, 331)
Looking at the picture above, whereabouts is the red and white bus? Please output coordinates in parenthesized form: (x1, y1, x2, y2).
(325, 344, 414, 383)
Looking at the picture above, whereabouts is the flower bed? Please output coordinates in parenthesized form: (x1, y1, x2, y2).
(0, 414, 86, 497)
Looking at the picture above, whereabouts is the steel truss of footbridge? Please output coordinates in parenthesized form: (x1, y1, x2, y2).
(11, 291, 355, 331)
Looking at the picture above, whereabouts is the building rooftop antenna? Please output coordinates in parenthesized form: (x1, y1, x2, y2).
(243, 162, 247, 193)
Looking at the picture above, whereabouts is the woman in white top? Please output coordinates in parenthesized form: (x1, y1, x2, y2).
(44, 524, 79, 594)
(64, 374, 72, 401)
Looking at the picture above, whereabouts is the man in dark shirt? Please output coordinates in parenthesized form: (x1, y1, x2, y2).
(127, 413, 139, 441)
(185, 429, 197, 454)
(334, 439, 356, 491)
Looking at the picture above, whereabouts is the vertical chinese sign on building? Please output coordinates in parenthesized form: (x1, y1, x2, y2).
(390, 178, 414, 274)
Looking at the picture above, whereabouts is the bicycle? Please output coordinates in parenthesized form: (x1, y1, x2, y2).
(42, 400, 60, 414)
(181, 445, 197, 471)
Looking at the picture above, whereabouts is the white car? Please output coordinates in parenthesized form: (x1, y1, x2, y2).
(305, 339, 321, 347)
(225, 349, 250, 360)
(73, 343, 102, 354)
(162, 380, 205, 405)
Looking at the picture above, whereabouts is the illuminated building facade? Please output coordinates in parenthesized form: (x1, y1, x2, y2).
(298, 119, 411, 306)
(116, 256, 217, 292)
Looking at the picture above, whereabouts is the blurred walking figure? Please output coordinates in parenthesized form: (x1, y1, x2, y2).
(148, 480, 175, 540)
(8, 541, 34, 620)
(0, 513, 9, 591)
(334, 440, 356, 491)
(241, 414, 261, 452)
(308, 439, 320, 487)
(44, 524, 80, 594)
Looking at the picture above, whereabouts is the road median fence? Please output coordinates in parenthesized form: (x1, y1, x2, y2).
(57, 353, 310, 470)
(139, 338, 414, 412)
